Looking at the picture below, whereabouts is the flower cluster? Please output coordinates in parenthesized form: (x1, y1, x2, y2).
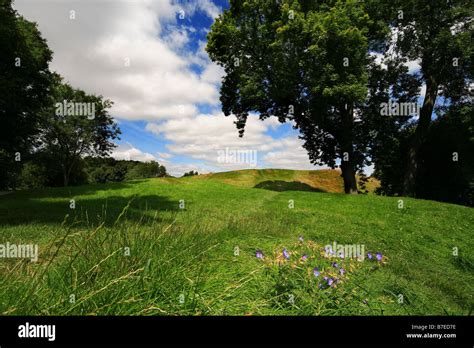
(366, 252, 384, 262)
(254, 237, 385, 291)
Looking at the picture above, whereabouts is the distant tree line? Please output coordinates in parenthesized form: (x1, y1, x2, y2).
(182, 170, 199, 177)
(16, 158, 168, 189)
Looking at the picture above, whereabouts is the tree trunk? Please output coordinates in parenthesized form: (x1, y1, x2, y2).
(61, 162, 70, 187)
(340, 103, 358, 194)
(62, 169, 69, 187)
(341, 160, 358, 194)
(403, 76, 438, 196)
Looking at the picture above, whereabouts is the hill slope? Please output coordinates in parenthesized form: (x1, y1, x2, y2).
(195, 168, 378, 193)
(0, 170, 472, 315)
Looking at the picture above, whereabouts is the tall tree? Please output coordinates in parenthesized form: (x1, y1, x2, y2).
(36, 76, 121, 186)
(380, 0, 474, 196)
(0, 0, 53, 188)
(207, 0, 379, 193)
(363, 55, 422, 196)
(417, 102, 474, 206)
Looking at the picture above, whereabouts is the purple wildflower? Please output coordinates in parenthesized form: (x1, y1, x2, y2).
(339, 268, 346, 275)
(325, 246, 335, 256)
(376, 252, 383, 261)
(255, 250, 264, 259)
(313, 268, 320, 277)
(283, 248, 290, 260)
(327, 278, 334, 286)
(367, 252, 373, 260)
(301, 254, 308, 261)
(331, 262, 339, 268)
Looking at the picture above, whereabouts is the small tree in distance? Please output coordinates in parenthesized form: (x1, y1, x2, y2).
(183, 170, 199, 177)
(36, 75, 121, 186)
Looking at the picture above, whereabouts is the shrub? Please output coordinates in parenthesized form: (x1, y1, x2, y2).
(18, 162, 48, 189)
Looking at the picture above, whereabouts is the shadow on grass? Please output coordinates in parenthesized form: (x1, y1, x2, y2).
(254, 180, 326, 193)
(0, 193, 179, 227)
(6, 180, 148, 199)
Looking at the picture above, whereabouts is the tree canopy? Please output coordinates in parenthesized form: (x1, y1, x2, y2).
(0, 0, 53, 187)
(207, 0, 383, 193)
(207, 0, 473, 196)
(36, 75, 121, 186)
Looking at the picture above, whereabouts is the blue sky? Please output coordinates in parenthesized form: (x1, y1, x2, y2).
(14, 0, 317, 176)
(14, 0, 433, 177)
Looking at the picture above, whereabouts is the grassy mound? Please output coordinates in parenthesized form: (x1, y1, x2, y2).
(0, 170, 472, 315)
(197, 168, 378, 193)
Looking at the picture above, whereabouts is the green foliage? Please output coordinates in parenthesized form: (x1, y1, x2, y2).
(11, 157, 169, 188)
(36, 76, 121, 186)
(207, 0, 381, 192)
(0, 149, 22, 189)
(417, 103, 474, 206)
(207, 0, 473, 197)
(18, 163, 48, 189)
(87, 158, 168, 183)
(182, 170, 199, 177)
(0, 2, 121, 189)
(0, 0, 53, 188)
(0, 1, 53, 152)
(372, 101, 473, 207)
(125, 161, 168, 180)
(86, 158, 131, 184)
(386, 0, 473, 100)
(366, 0, 474, 195)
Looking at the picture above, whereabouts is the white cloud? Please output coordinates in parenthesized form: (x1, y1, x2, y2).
(197, 0, 221, 19)
(157, 152, 173, 159)
(263, 138, 319, 170)
(159, 159, 210, 177)
(371, 27, 421, 74)
(405, 59, 421, 74)
(163, 27, 191, 49)
(146, 112, 321, 173)
(201, 63, 224, 84)
(13, 0, 320, 176)
(14, 0, 221, 121)
(181, 0, 222, 20)
(112, 143, 157, 162)
(370, 52, 387, 70)
(420, 84, 427, 98)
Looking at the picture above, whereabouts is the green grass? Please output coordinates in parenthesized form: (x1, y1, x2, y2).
(0, 170, 472, 315)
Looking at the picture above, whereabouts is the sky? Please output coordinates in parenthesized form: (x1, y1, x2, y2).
(13, 0, 325, 176)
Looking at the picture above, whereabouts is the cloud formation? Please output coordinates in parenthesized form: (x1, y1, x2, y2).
(13, 0, 320, 175)
(14, 0, 220, 120)
(146, 113, 319, 171)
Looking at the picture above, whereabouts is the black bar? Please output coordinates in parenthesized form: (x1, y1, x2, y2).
(0, 316, 472, 346)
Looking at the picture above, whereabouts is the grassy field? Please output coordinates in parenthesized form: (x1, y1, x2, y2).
(0, 169, 472, 315)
